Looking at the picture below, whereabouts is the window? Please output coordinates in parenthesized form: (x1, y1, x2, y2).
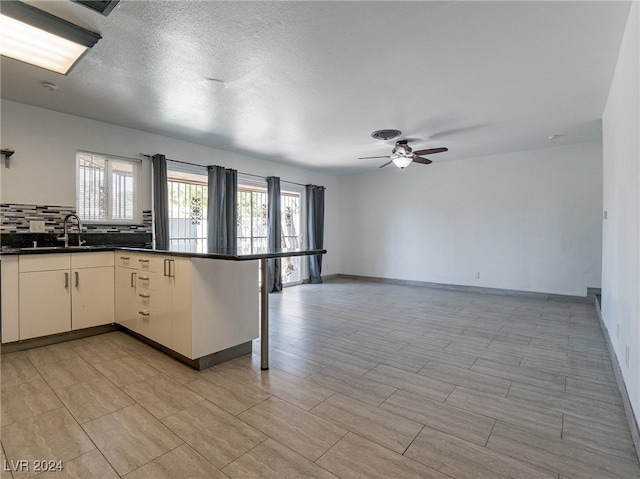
(167, 170, 208, 252)
(77, 151, 141, 223)
(237, 185, 302, 285)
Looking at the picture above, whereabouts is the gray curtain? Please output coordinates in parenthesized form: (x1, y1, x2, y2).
(152, 154, 169, 250)
(267, 176, 282, 293)
(207, 166, 238, 252)
(306, 184, 325, 283)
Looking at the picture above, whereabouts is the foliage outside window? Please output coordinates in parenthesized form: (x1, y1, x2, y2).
(77, 152, 141, 223)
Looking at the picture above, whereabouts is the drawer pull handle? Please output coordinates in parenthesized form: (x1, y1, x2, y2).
(138, 276, 149, 281)
(130, 272, 136, 287)
(138, 259, 150, 263)
(139, 293, 150, 298)
(120, 256, 130, 260)
(164, 258, 169, 277)
(64, 272, 69, 288)
(75, 271, 79, 287)
(139, 310, 150, 317)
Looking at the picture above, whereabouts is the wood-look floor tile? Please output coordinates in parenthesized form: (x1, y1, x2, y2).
(317, 432, 449, 479)
(123, 444, 226, 479)
(1, 378, 62, 427)
(36, 356, 100, 390)
(2, 408, 94, 479)
(363, 364, 454, 402)
(32, 449, 118, 479)
(311, 393, 422, 454)
(211, 354, 263, 382)
(162, 400, 266, 469)
(69, 339, 128, 365)
(443, 341, 523, 367)
(122, 375, 204, 419)
(238, 396, 346, 461)
(507, 381, 629, 431)
(487, 421, 640, 478)
(223, 438, 337, 479)
(564, 376, 623, 405)
(250, 369, 334, 410)
(93, 355, 160, 387)
(446, 386, 563, 437)
(471, 358, 566, 392)
(306, 367, 397, 406)
(405, 425, 556, 479)
(418, 361, 512, 397)
(1, 356, 40, 390)
(270, 348, 325, 378)
(561, 413, 638, 461)
(380, 389, 495, 446)
(24, 343, 78, 367)
(186, 372, 271, 415)
(83, 404, 183, 476)
(56, 377, 134, 424)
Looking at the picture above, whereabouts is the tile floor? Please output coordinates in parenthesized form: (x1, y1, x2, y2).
(1, 278, 639, 478)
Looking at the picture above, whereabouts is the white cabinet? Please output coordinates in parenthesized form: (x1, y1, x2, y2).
(114, 252, 258, 361)
(17, 252, 114, 341)
(115, 253, 184, 351)
(71, 252, 115, 330)
(1, 256, 20, 343)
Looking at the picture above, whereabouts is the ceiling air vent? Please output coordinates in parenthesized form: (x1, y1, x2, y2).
(371, 129, 401, 141)
(71, 1, 120, 16)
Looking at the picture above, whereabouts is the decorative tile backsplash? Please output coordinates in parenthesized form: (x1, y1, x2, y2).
(0, 204, 152, 234)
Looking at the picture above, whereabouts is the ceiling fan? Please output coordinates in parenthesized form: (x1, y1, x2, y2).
(359, 140, 448, 169)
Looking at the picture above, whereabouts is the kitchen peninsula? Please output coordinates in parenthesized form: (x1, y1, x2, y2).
(0, 246, 326, 370)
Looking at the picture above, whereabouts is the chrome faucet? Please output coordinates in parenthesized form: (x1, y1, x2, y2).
(57, 214, 85, 248)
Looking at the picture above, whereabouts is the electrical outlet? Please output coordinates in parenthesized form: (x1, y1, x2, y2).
(474, 272, 480, 279)
(29, 220, 45, 233)
(603, 210, 608, 220)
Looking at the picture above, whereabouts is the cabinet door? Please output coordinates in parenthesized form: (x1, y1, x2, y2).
(115, 266, 139, 333)
(170, 257, 192, 358)
(148, 258, 173, 348)
(72, 266, 115, 330)
(19, 270, 71, 340)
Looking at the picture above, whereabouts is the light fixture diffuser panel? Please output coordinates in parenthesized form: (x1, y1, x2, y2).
(0, 14, 88, 74)
(0, 1, 101, 75)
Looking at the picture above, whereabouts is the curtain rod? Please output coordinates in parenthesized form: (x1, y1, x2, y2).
(141, 154, 317, 188)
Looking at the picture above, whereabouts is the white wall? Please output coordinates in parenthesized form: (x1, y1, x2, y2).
(602, 2, 640, 424)
(0, 100, 341, 277)
(339, 141, 603, 297)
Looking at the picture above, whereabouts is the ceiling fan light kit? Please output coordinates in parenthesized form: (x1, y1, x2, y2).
(392, 156, 413, 169)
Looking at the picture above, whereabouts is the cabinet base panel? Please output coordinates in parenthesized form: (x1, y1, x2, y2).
(1, 324, 119, 353)
(118, 325, 253, 370)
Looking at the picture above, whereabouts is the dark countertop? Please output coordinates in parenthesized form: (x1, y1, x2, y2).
(0, 245, 326, 261)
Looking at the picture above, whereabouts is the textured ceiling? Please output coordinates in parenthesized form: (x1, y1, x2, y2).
(0, 1, 632, 174)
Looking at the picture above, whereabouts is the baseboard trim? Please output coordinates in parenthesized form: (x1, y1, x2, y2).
(1, 324, 118, 353)
(330, 274, 595, 303)
(595, 296, 640, 463)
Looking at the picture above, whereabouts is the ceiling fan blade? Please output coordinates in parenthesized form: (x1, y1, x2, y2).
(412, 147, 448, 156)
(358, 155, 391, 160)
(378, 160, 393, 169)
(412, 156, 433, 165)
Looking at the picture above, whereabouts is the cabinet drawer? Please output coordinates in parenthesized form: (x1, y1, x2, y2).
(136, 290, 160, 308)
(19, 254, 70, 272)
(134, 254, 160, 272)
(72, 252, 114, 269)
(136, 270, 159, 290)
(115, 253, 136, 268)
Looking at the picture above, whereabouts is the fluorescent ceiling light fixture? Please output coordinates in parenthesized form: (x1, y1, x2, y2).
(392, 156, 413, 169)
(0, 1, 101, 74)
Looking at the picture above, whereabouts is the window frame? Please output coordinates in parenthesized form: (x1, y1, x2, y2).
(76, 151, 142, 224)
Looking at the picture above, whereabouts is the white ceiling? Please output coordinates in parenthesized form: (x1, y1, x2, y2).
(0, 1, 632, 175)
